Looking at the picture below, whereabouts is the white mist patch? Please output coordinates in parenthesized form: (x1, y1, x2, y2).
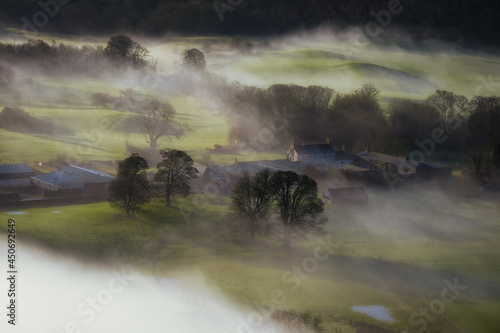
(0, 240, 284, 333)
(352, 305, 395, 322)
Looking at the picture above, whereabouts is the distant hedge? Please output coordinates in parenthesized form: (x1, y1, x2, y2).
(0, 107, 74, 135)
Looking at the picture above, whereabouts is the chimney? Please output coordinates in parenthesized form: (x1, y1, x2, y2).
(326, 138, 331, 145)
(290, 140, 295, 150)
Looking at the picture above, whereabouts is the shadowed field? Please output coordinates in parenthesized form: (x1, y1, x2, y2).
(1, 188, 499, 332)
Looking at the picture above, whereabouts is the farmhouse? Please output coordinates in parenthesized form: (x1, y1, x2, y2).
(322, 187, 368, 205)
(0, 163, 36, 188)
(31, 165, 115, 196)
(287, 141, 336, 164)
(354, 150, 414, 175)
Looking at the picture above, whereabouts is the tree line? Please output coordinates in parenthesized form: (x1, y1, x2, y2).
(207, 75, 500, 175)
(1, 0, 499, 45)
(0, 35, 154, 76)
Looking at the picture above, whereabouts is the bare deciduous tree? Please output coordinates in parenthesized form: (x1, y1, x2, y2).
(426, 89, 469, 135)
(355, 83, 380, 102)
(231, 168, 275, 241)
(181, 48, 206, 71)
(154, 149, 198, 207)
(108, 153, 151, 217)
(139, 100, 183, 151)
(271, 171, 326, 248)
(104, 34, 150, 71)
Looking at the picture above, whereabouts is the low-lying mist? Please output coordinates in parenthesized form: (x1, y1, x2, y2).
(0, 240, 285, 333)
(204, 27, 500, 98)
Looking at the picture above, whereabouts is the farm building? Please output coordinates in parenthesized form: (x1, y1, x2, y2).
(322, 187, 368, 205)
(203, 161, 267, 183)
(31, 165, 115, 196)
(416, 162, 452, 181)
(334, 150, 352, 167)
(0, 163, 36, 187)
(287, 141, 336, 164)
(354, 151, 414, 175)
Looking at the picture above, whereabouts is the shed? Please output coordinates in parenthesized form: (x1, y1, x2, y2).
(31, 165, 115, 196)
(354, 151, 414, 175)
(203, 162, 265, 183)
(0, 163, 36, 187)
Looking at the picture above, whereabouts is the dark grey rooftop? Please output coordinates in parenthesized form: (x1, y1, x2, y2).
(31, 165, 115, 189)
(356, 151, 414, 169)
(0, 164, 35, 175)
(203, 159, 337, 181)
(294, 144, 335, 155)
(334, 151, 351, 161)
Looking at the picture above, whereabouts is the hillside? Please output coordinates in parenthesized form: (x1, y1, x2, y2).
(1, 32, 499, 164)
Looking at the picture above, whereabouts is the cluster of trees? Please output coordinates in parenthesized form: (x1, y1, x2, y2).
(108, 150, 198, 217)
(109, 153, 326, 249)
(2, 0, 499, 45)
(0, 35, 153, 75)
(468, 97, 500, 174)
(211, 81, 397, 152)
(232, 168, 326, 248)
(208, 71, 500, 174)
(210, 80, 335, 150)
(390, 93, 500, 176)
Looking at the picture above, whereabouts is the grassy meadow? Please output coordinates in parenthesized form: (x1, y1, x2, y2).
(2, 31, 500, 166)
(1, 188, 499, 332)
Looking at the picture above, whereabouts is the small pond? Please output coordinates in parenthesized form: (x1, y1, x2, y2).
(351, 305, 395, 322)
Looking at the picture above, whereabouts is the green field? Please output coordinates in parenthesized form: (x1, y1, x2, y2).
(2, 31, 500, 164)
(1, 187, 499, 332)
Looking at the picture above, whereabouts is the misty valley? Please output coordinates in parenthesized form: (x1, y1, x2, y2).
(1, 24, 500, 333)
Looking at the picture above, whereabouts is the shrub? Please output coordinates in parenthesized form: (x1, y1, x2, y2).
(271, 309, 324, 332)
